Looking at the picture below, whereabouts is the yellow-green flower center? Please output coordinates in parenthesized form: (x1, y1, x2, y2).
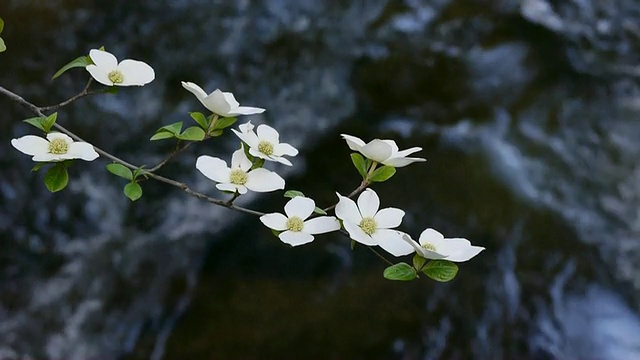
(229, 169, 248, 185)
(108, 70, 124, 84)
(359, 217, 377, 235)
(421, 243, 437, 252)
(286, 216, 304, 232)
(49, 138, 69, 155)
(258, 140, 274, 156)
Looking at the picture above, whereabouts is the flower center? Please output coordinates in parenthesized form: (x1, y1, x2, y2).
(421, 243, 437, 252)
(108, 70, 124, 84)
(49, 138, 69, 155)
(258, 140, 274, 156)
(359, 217, 377, 235)
(229, 169, 248, 185)
(286, 216, 304, 232)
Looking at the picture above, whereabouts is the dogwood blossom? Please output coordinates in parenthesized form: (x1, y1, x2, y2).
(11, 132, 99, 162)
(85, 49, 155, 86)
(196, 147, 284, 194)
(181, 82, 265, 117)
(341, 134, 426, 167)
(335, 188, 414, 256)
(260, 196, 340, 246)
(232, 122, 298, 166)
(402, 228, 484, 262)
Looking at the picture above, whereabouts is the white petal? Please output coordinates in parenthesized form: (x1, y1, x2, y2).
(259, 213, 289, 231)
(418, 228, 445, 247)
(374, 207, 404, 229)
(382, 139, 399, 153)
(343, 220, 376, 246)
(340, 134, 365, 151)
(228, 106, 266, 116)
(248, 148, 271, 161)
(11, 135, 49, 156)
(334, 193, 362, 224)
(274, 143, 298, 157)
(437, 238, 485, 262)
(181, 81, 208, 101)
(272, 155, 293, 166)
(383, 156, 426, 168)
(117, 59, 155, 86)
(357, 189, 380, 218)
(67, 142, 99, 161)
(374, 230, 415, 257)
(303, 216, 340, 235)
(32, 153, 65, 162)
(85, 65, 113, 86)
(221, 91, 240, 110)
(239, 121, 254, 133)
(89, 49, 117, 70)
(284, 196, 315, 219)
(202, 89, 233, 116)
(217, 183, 244, 194)
(256, 124, 280, 144)
(46, 132, 73, 143)
(395, 147, 423, 158)
(244, 168, 285, 192)
(279, 231, 314, 246)
(231, 128, 260, 148)
(359, 139, 393, 162)
(230, 148, 252, 171)
(195, 155, 230, 183)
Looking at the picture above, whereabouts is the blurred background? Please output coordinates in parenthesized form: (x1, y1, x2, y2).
(2, 0, 640, 359)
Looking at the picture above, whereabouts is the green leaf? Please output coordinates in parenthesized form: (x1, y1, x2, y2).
(44, 163, 69, 192)
(383, 262, 417, 281)
(189, 112, 210, 130)
(106, 163, 133, 180)
(52, 55, 93, 80)
(103, 87, 119, 94)
(423, 260, 459, 282)
(132, 166, 146, 180)
(0, 38, 5, 53)
(350, 153, 368, 178)
(242, 142, 254, 161)
(42, 112, 57, 132)
(412, 254, 427, 271)
(124, 182, 142, 201)
(271, 228, 282, 237)
(150, 131, 175, 141)
(23, 116, 46, 132)
(209, 129, 223, 137)
(177, 126, 205, 141)
(212, 117, 237, 131)
(313, 207, 327, 215)
(350, 239, 356, 250)
(31, 163, 47, 172)
(160, 121, 183, 135)
(250, 157, 265, 170)
(284, 190, 305, 198)
(369, 166, 396, 182)
(0, 17, 5, 34)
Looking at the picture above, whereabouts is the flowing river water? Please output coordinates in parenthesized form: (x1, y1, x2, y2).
(1, 1, 640, 359)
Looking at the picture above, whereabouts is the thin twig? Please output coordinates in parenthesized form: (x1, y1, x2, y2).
(0, 84, 265, 217)
(368, 247, 394, 266)
(40, 78, 94, 111)
(322, 180, 370, 213)
(147, 141, 196, 173)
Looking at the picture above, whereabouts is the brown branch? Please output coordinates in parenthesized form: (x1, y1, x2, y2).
(40, 78, 94, 111)
(322, 180, 370, 213)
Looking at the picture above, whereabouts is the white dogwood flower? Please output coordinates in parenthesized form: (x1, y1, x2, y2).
(402, 229, 484, 262)
(181, 81, 265, 117)
(232, 122, 298, 166)
(260, 196, 340, 246)
(196, 147, 284, 194)
(341, 134, 426, 168)
(85, 49, 155, 86)
(335, 188, 414, 257)
(11, 132, 99, 162)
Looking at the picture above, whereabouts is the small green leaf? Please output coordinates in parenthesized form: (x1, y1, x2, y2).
(350, 153, 368, 178)
(160, 121, 183, 135)
(177, 126, 205, 141)
(103, 87, 119, 94)
(52, 55, 93, 80)
(369, 166, 396, 182)
(42, 112, 57, 132)
(271, 228, 282, 237)
(250, 157, 265, 170)
(212, 117, 237, 131)
(23, 116, 47, 132)
(383, 262, 417, 281)
(44, 163, 69, 192)
(124, 182, 142, 201)
(242, 142, 254, 161)
(0, 38, 5, 53)
(189, 112, 210, 130)
(150, 131, 175, 141)
(0, 17, 5, 34)
(412, 254, 427, 271)
(132, 166, 146, 180)
(106, 163, 133, 180)
(31, 163, 47, 172)
(284, 190, 305, 198)
(350, 239, 356, 250)
(313, 207, 327, 215)
(423, 260, 459, 282)
(209, 129, 223, 137)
